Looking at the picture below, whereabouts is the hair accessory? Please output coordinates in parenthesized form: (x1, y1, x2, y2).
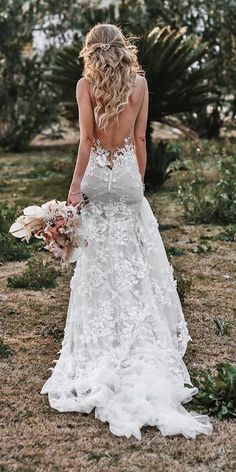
(99, 43, 111, 51)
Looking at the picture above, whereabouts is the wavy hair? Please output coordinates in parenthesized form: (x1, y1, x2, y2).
(79, 23, 144, 131)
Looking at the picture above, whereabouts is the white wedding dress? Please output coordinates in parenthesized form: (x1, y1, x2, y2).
(40, 134, 213, 440)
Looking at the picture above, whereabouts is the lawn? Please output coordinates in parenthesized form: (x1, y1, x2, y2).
(0, 141, 235, 472)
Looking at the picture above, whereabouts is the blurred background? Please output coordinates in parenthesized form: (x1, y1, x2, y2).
(1, 2, 236, 470)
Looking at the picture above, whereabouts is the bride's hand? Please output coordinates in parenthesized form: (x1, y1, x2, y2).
(67, 191, 85, 211)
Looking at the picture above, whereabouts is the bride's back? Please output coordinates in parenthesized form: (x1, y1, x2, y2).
(87, 74, 146, 150)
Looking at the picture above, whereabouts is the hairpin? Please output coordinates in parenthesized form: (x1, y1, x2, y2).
(99, 43, 111, 51)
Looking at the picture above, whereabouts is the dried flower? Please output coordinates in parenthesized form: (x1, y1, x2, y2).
(9, 199, 84, 267)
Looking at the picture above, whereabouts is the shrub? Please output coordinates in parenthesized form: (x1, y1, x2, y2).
(0, 337, 13, 359)
(216, 225, 236, 242)
(192, 363, 236, 420)
(166, 246, 185, 257)
(0, 203, 32, 263)
(145, 141, 181, 190)
(7, 257, 60, 290)
(179, 156, 236, 224)
(179, 176, 216, 223)
(191, 243, 212, 253)
(0, 203, 19, 233)
(215, 158, 236, 223)
(0, 203, 31, 261)
(0, 234, 31, 264)
(0, 203, 46, 263)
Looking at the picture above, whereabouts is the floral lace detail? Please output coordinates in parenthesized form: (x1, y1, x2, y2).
(80, 138, 144, 203)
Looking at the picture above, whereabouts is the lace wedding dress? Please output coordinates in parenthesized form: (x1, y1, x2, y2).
(40, 134, 213, 440)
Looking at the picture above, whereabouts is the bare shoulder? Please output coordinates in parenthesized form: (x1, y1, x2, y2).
(135, 74, 147, 89)
(76, 77, 89, 100)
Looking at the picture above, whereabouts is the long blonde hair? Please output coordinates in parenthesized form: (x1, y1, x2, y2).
(79, 23, 144, 130)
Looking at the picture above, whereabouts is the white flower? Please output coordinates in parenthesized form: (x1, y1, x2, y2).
(9, 219, 31, 241)
(23, 205, 45, 218)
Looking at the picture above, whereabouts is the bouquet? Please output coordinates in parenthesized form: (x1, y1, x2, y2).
(9, 199, 84, 267)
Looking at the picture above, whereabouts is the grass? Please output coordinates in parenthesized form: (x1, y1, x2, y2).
(1, 140, 236, 471)
(214, 318, 232, 337)
(175, 272, 192, 304)
(7, 257, 61, 290)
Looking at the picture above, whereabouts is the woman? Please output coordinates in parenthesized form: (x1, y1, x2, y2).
(41, 23, 212, 440)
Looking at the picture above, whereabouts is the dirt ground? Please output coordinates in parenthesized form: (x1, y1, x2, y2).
(0, 145, 236, 472)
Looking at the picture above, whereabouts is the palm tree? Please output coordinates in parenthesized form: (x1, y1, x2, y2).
(50, 25, 215, 128)
(141, 27, 216, 139)
(49, 41, 83, 122)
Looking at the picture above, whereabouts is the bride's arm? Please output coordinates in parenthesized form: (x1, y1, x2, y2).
(134, 77, 149, 181)
(67, 78, 94, 205)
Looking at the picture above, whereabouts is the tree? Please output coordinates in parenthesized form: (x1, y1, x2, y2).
(0, 0, 58, 151)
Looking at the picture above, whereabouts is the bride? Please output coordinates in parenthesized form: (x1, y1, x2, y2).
(40, 23, 213, 440)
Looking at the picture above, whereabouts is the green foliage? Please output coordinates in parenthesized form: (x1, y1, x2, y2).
(141, 26, 216, 122)
(49, 42, 83, 121)
(0, 337, 13, 359)
(0, 234, 31, 264)
(0, 1, 57, 151)
(214, 318, 231, 337)
(179, 176, 216, 223)
(193, 363, 236, 420)
(176, 273, 192, 304)
(145, 141, 181, 190)
(7, 257, 60, 290)
(167, 246, 185, 257)
(179, 156, 236, 224)
(191, 243, 212, 254)
(0, 203, 19, 233)
(215, 158, 236, 223)
(216, 226, 236, 242)
(0, 203, 31, 263)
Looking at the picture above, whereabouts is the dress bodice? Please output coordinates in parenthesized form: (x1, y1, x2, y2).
(80, 132, 144, 207)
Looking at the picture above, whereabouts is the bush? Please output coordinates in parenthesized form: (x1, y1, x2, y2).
(192, 363, 236, 420)
(7, 257, 60, 290)
(0, 203, 32, 263)
(0, 203, 19, 233)
(145, 141, 181, 190)
(0, 202, 46, 263)
(216, 225, 236, 242)
(0, 234, 31, 264)
(0, 203, 32, 262)
(215, 158, 236, 223)
(0, 337, 13, 359)
(179, 156, 236, 224)
(166, 246, 185, 257)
